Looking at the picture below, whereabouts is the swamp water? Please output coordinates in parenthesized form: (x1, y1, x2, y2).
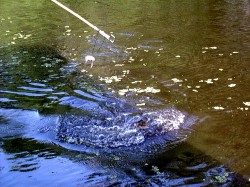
(0, 0, 249, 186)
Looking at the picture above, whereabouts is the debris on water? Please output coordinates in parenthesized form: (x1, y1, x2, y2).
(122, 70, 130, 74)
(115, 64, 125, 67)
(118, 87, 160, 96)
(85, 55, 95, 68)
(228, 84, 236, 87)
(204, 79, 213, 84)
(131, 81, 142, 84)
(126, 47, 137, 50)
(172, 78, 183, 83)
(136, 103, 145, 106)
(237, 107, 245, 111)
(128, 57, 135, 62)
(99, 76, 122, 83)
(243, 102, 250, 106)
(152, 165, 161, 174)
(232, 51, 239, 54)
(175, 55, 181, 58)
(213, 106, 225, 110)
(219, 68, 223, 71)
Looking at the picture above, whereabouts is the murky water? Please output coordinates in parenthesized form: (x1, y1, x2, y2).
(0, 0, 249, 186)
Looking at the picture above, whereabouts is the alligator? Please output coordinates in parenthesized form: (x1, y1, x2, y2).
(56, 97, 198, 149)
(0, 95, 198, 152)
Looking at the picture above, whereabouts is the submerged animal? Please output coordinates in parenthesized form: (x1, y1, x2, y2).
(56, 107, 196, 148)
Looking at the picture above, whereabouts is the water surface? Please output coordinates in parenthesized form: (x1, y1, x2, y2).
(0, 0, 249, 186)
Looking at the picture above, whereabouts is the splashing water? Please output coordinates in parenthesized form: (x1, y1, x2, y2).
(56, 108, 194, 148)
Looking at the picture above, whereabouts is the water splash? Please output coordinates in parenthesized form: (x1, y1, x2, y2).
(56, 108, 194, 148)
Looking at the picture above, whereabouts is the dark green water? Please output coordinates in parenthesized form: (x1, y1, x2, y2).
(0, 0, 249, 186)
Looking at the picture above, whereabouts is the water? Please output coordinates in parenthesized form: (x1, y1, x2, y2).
(0, 0, 249, 186)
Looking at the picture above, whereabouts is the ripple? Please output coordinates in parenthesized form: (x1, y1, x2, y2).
(0, 90, 46, 97)
(18, 86, 53, 92)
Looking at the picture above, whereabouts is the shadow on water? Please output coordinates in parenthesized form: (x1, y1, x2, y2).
(0, 45, 249, 186)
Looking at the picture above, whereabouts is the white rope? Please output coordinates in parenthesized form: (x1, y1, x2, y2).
(51, 0, 115, 43)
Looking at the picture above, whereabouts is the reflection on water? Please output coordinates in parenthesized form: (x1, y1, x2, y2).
(0, 0, 249, 186)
